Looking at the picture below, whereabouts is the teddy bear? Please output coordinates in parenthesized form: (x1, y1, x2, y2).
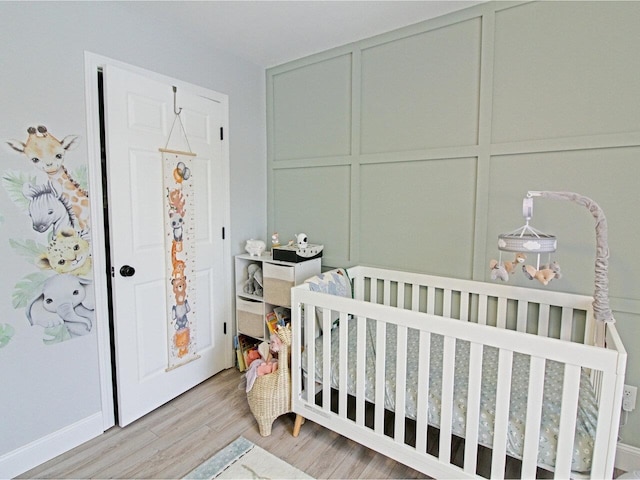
(172, 276, 188, 305)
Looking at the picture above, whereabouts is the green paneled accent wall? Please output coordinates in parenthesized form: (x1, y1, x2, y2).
(360, 17, 481, 153)
(267, 1, 640, 448)
(492, 2, 640, 143)
(272, 54, 352, 161)
(359, 158, 477, 276)
(272, 165, 351, 266)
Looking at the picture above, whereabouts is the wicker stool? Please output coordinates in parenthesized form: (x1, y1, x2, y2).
(246, 325, 292, 436)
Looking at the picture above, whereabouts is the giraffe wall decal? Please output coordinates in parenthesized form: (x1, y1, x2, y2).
(7, 125, 90, 235)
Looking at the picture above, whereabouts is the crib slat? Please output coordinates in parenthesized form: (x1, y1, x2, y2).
(397, 282, 405, 309)
(516, 300, 528, 333)
(354, 275, 364, 301)
(478, 295, 488, 325)
(338, 312, 349, 418)
(383, 279, 391, 306)
(394, 325, 408, 444)
(374, 321, 386, 435)
(321, 307, 332, 411)
(521, 356, 546, 478)
(356, 315, 367, 427)
(584, 309, 596, 346)
(411, 283, 420, 312)
(463, 342, 483, 474)
(415, 330, 431, 453)
(302, 301, 315, 403)
(591, 367, 619, 476)
(443, 289, 452, 317)
(538, 303, 550, 337)
(427, 287, 435, 314)
(554, 364, 581, 478)
(370, 277, 378, 304)
(439, 336, 456, 463)
(560, 307, 573, 341)
(460, 291, 469, 321)
(497, 297, 507, 329)
(491, 349, 514, 479)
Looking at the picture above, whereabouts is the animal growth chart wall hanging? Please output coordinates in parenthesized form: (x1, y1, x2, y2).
(161, 86, 199, 370)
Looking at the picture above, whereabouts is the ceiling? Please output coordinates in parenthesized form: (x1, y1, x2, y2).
(117, 1, 483, 68)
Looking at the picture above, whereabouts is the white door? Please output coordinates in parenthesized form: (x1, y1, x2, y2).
(103, 64, 231, 426)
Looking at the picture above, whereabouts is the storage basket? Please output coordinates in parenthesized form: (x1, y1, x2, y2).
(236, 298, 264, 338)
(246, 325, 291, 436)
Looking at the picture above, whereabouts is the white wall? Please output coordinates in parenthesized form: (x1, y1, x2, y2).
(0, 2, 266, 476)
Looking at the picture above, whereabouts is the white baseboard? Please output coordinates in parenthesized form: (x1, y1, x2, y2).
(0, 412, 105, 479)
(618, 442, 640, 473)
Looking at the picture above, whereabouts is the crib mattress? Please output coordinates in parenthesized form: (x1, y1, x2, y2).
(308, 319, 599, 473)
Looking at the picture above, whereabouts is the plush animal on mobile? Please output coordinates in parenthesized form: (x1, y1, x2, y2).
(37, 227, 92, 276)
(504, 253, 527, 274)
(523, 264, 557, 286)
(489, 260, 509, 281)
(8, 126, 90, 234)
(489, 253, 527, 281)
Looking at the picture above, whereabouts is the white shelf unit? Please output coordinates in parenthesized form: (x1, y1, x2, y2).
(235, 253, 321, 343)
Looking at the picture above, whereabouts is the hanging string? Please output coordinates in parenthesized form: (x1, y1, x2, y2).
(164, 86, 193, 153)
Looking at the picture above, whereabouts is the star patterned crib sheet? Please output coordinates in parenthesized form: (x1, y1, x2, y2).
(308, 318, 599, 473)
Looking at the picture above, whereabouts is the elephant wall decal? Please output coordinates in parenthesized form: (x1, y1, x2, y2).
(26, 274, 95, 337)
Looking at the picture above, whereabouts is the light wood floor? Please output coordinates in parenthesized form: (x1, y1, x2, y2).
(18, 366, 626, 479)
(19, 367, 427, 479)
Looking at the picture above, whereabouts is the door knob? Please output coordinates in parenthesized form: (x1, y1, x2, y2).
(120, 265, 136, 277)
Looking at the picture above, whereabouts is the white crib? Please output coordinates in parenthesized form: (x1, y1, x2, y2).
(291, 266, 626, 479)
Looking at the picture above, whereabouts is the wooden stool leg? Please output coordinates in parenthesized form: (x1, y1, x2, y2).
(292, 414, 305, 437)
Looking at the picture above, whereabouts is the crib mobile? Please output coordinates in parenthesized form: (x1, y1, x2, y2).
(490, 192, 560, 286)
(490, 191, 614, 345)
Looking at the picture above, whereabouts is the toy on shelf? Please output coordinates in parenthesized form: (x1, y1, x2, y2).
(245, 238, 266, 257)
(243, 264, 263, 297)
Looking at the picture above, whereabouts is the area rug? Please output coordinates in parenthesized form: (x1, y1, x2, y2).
(185, 436, 313, 479)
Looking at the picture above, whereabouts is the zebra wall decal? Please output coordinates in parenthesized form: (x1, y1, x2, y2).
(22, 181, 78, 236)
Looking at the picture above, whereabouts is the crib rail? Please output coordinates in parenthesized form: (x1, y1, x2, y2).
(291, 266, 626, 479)
(351, 266, 598, 344)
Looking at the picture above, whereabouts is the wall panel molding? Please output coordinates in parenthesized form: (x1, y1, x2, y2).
(266, 0, 640, 296)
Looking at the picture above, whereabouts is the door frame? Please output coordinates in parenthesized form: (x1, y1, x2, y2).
(83, 52, 233, 430)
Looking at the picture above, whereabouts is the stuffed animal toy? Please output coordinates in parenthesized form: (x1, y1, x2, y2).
(540, 261, 562, 280)
(523, 264, 557, 286)
(504, 252, 527, 274)
(489, 253, 526, 281)
(271, 232, 280, 248)
(243, 264, 263, 296)
(489, 259, 509, 281)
